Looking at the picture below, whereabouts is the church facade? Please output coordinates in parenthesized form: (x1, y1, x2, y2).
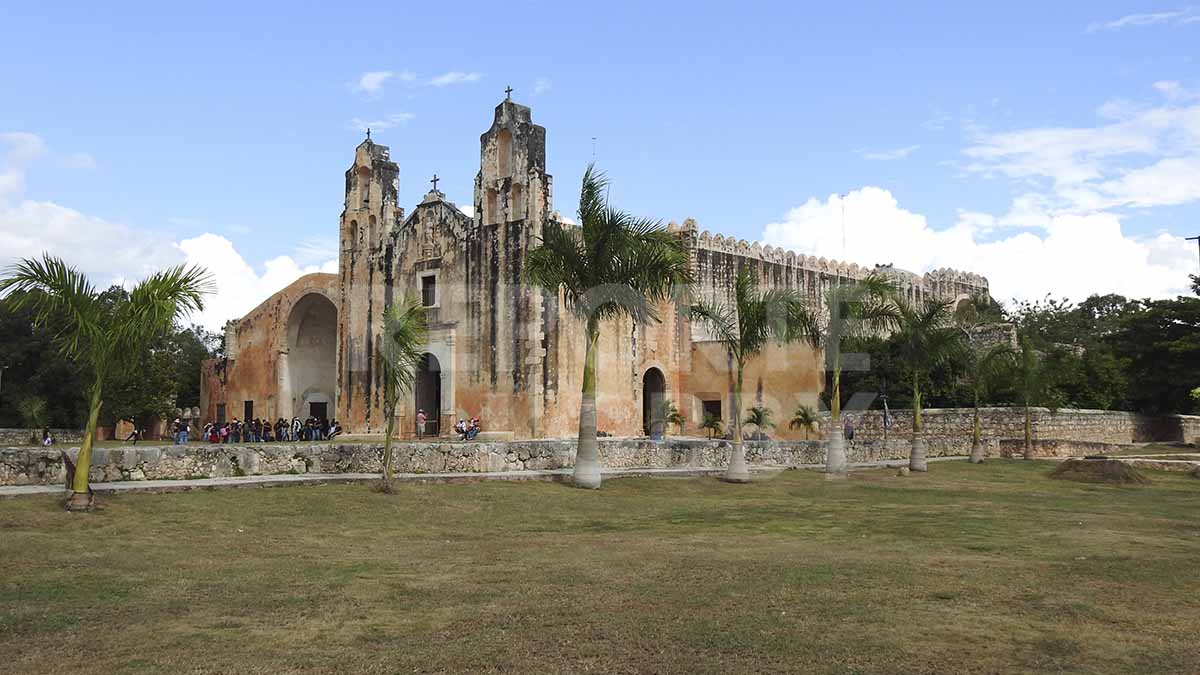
(199, 96, 989, 440)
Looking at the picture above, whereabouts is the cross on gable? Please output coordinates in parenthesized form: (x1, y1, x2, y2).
(505, 85, 513, 100)
(430, 174, 439, 191)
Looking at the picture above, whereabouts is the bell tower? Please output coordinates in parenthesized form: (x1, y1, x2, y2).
(473, 88, 552, 228)
(469, 90, 554, 437)
(338, 133, 403, 432)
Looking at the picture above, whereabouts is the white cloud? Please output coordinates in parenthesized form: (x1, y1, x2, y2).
(760, 187, 1192, 304)
(533, 77, 552, 95)
(428, 71, 482, 87)
(349, 113, 414, 132)
(457, 204, 474, 218)
(857, 144, 919, 161)
(1087, 8, 1197, 31)
(349, 70, 415, 96)
(176, 234, 336, 330)
(961, 86, 1200, 214)
(0, 132, 338, 331)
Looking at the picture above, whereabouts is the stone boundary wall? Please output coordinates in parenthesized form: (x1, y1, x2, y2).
(826, 408, 1200, 446)
(0, 433, 1132, 488)
(0, 428, 86, 445)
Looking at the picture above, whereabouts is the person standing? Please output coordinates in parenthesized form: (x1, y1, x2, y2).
(416, 409, 427, 439)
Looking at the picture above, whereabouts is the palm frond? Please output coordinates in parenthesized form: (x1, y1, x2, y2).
(378, 297, 428, 407)
(0, 254, 103, 359)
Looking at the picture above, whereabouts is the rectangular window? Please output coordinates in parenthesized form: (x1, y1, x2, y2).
(244, 400, 254, 421)
(421, 274, 437, 307)
(216, 404, 226, 425)
(702, 399, 722, 420)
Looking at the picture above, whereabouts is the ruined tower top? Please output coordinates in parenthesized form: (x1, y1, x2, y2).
(340, 136, 402, 255)
(475, 96, 552, 227)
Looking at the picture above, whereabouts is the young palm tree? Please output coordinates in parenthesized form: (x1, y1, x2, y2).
(0, 255, 211, 511)
(657, 398, 686, 437)
(18, 395, 48, 445)
(794, 275, 896, 475)
(377, 298, 427, 486)
(525, 164, 692, 489)
(690, 268, 812, 482)
(893, 297, 963, 472)
(1016, 336, 1056, 459)
(745, 405, 774, 441)
(955, 301, 1016, 463)
(789, 403, 818, 440)
(700, 412, 723, 440)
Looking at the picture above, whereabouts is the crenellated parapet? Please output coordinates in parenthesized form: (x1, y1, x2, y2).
(683, 223, 989, 320)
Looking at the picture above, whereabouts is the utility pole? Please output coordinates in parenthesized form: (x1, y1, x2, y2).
(1187, 235, 1200, 269)
(840, 193, 847, 259)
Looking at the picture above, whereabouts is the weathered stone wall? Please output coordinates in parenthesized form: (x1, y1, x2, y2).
(829, 407, 1200, 445)
(0, 428, 85, 446)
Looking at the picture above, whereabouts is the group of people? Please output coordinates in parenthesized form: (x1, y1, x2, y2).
(453, 417, 482, 441)
(200, 417, 342, 444)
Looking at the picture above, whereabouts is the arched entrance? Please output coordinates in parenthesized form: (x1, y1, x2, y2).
(642, 367, 666, 437)
(285, 293, 337, 420)
(415, 353, 441, 436)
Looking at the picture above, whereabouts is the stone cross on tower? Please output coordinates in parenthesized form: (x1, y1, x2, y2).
(366, 127, 371, 140)
(505, 85, 513, 100)
(430, 174, 439, 191)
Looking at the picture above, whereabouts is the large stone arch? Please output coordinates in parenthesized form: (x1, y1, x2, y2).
(281, 292, 338, 421)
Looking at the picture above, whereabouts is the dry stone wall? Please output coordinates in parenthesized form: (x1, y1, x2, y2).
(0, 428, 86, 445)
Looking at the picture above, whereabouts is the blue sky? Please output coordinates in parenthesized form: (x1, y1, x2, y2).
(2, 1, 1199, 327)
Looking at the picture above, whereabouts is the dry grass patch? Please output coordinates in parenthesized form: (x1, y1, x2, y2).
(1, 460, 1198, 674)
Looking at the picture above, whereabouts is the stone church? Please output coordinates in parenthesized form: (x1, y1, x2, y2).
(200, 94, 989, 440)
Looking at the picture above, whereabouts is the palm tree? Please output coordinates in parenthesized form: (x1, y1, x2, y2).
(789, 404, 818, 440)
(1016, 336, 1056, 459)
(657, 398, 686, 437)
(18, 395, 48, 445)
(0, 255, 211, 511)
(525, 164, 692, 489)
(955, 301, 1016, 463)
(700, 412, 723, 439)
(892, 297, 963, 472)
(377, 298, 427, 486)
(794, 275, 896, 475)
(690, 268, 812, 482)
(745, 405, 774, 440)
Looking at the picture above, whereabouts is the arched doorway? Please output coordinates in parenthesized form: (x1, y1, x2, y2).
(642, 367, 666, 437)
(415, 353, 441, 436)
(286, 293, 337, 420)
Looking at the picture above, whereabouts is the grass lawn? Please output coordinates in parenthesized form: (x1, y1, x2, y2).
(1, 461, 1198, 674)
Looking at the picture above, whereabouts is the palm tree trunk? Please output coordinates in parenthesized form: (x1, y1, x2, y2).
(830, 353, 842, 425)
(969, 393, 985, 463)
(66, 384, 102, 511)
(574, 318, 602, 489)
(724, 364, 750, 483)
(909, 376, 927, 472)
(383, 403, 396, 483)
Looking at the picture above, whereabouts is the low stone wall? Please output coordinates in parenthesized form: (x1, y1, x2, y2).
(0, 428, 86, 446)
(0, 430, 1141, 488)
(831, 408, 1200, 446)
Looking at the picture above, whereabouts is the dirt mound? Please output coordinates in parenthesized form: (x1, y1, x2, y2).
(1050, 458, 1151, 485)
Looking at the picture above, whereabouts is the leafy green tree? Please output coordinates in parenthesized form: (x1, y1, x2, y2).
(170, 324, 221, 409)
(377, 298, 427, 485)
(893, 297, 963, 471)
(789, 404, 818, 440)
(690, 268, 811, 482)
(745, 405, 774, 441)
(0, 293, 88, 428)
(700, 412, 723, 440)
(0, 255, 211, 511)
(1107, 297, 1200, 415)
(526, 164, 691, 489)
(955, 299, 1016, 463)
